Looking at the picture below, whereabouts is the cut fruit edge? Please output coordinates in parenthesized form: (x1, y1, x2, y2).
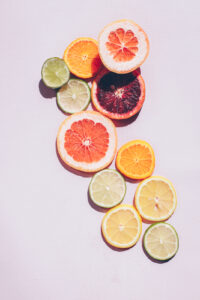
(102, 204, 142, 248)
(143, 222, 179, 260)
(89, 169, 126, 208)
(98, 19, 150, 74)
(41, 57, 70, 89)
(135, 176, 177, 221)
(91, 68, 145, 120)
(56, 111, 118, 172)
(116, 140, 155, 179)
(56, 79, 91, 114)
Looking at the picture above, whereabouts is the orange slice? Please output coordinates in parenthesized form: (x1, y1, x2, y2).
(57, 111, 117, 172)
(63, 38, 102, 79)
(98, 19, 149, 74)
(135, 176, 177, 222)
(116, 140, 155, 179)
(102, 204, 142, 248)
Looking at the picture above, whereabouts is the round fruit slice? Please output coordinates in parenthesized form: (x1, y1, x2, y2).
(89, 169, 126, 208)
(57, 79, 90, 114)
(57, 111, 117, 172)
(41, 57, 70, 89)
(135, 176, 177, 221)
(91, 68, 145, 119)
(98, 19, 149, 74)
(143, 222, 179, 261)
(102, 204, 142, 248)
(116, 140, 155, 179)
(63, 38, 102, 78)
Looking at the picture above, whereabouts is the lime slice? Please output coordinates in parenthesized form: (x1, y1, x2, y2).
(143, 222, 179, 261)
(57, 79, 90, 114)
(89, 169, 126, 208)
(41, 57, 70, 89)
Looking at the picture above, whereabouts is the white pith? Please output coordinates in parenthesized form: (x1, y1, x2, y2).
(102, 205, 141, 247)
(99, 20, 148, 73)
(57, 111, 117, 172)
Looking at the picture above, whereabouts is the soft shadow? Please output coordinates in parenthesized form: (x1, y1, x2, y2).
(87, 189, 108, 213)
(113, 111, 141, 128)
(55, 140, 94, 178)
(142, 237, 173, 264)
(38, 79, 57, 99)
(101, 228, 134, 252)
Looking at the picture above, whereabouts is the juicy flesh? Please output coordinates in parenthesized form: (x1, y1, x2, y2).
(59, 80, 89, 112)
(96, 72, 141, 114)
(64, 119, 109, 163)
(44, 59, 69, 86)
(146, 225, 177, 259)
(139, 180, 174, 219)
(67, 41, 102, 76)
(91, 171, 125, 206)
(106, 28, 138, 62)
(119, 144, 153, 176)
(106, 209, 139, 244)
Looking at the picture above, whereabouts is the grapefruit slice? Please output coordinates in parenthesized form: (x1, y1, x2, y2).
(63, 38, 102, 79)
(57, 111, 117, 172)
(98, 19, 149, 74)
(91, 68, 145, 119)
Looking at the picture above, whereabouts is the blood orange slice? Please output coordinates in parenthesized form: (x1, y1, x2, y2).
(98, 19, 149, 74)
(91, 68, 145, 119)
(57, 111, 117, 172)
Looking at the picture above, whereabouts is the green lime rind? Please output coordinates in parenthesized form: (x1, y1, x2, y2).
(89, 169, 126, 208)
(143, 222, 179, 261)
(41, 57, 70, 89)
(56, 79, 91, 114)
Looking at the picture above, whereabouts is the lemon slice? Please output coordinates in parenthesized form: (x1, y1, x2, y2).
(143, 222, 179, 261)
(102, 204, 142, 248)
(57, 79, 90, 114)
(41, 57, 70, 89)
(135, 176, 177, 221)
(89, 169, 126, 208)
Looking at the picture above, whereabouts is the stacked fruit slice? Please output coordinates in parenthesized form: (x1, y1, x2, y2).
(40, 19, 179, 262)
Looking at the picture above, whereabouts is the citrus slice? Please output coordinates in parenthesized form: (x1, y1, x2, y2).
(41, 57, 70, 89)
(102, 204, 142, 248)
(143, 222, 179, 261)
(57, 111, 117, 172)
(91, 68, 145, 119)
(116, 140, 155, 179)
(98, 19, 149, 74)
(63, 38, 102, 79)
(135, 176, 177, 221)
(89, 169, 126, 208)
(57, 79, 90, 114)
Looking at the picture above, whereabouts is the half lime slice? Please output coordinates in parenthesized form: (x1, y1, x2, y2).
(57, 79, 90, 114)
(143, 222, 179, 261)
(41, 57, 70, 89)
(89, 169, 126, 208)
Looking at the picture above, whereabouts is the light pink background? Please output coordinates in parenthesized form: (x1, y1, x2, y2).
(0, 0, 200, 299)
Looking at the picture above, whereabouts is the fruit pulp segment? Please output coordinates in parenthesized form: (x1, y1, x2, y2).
(106, 210, 138, 244)
(106, 28, 138, 62)
(97, 72, 141, 114)
(146, 225, 178, 258)
(91, 172, 124, 205)
(64, 119, 109, 163)
(120, 144, 153, 175)
(139, 180, 174, 218)
(67, 41, 101, 75)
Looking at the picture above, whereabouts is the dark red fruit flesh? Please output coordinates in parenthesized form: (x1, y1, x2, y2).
(96, 72, 141, 114)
